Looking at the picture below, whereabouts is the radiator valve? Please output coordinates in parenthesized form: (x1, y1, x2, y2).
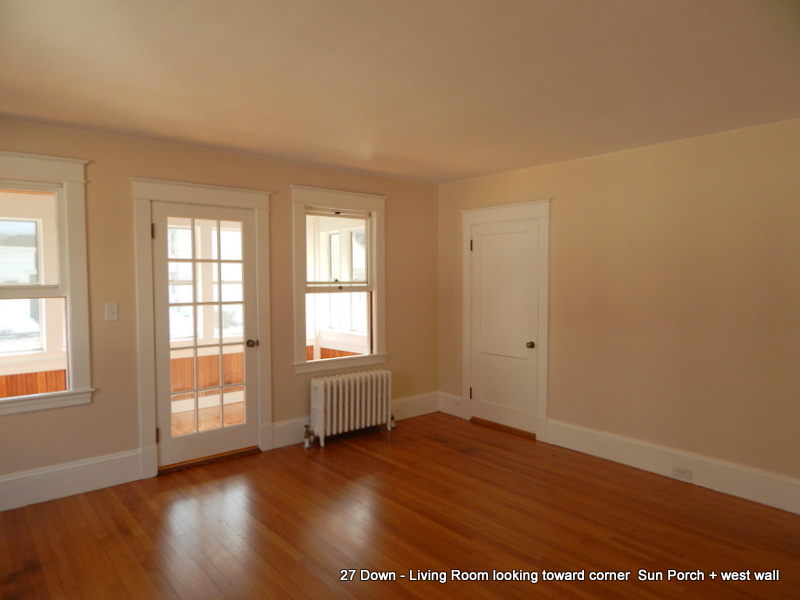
(303, 425, 314, 449)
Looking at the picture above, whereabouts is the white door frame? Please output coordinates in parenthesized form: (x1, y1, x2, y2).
(462, 200, 550, 442)
(133, 179, 273, 478)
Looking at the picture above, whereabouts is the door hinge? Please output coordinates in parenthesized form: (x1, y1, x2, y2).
(156, 427, 160, 443)
(470, 239, 473, 251)
(151, 223, 156, 239)
(469, 387, 473, 399)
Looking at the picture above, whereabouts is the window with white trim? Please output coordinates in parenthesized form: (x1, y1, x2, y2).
(292, 186, 386, 374)
(0, 152, 92, 415)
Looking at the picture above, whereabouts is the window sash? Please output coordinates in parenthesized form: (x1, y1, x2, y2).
(292, 185, 386, 372)
(0, 152, 92, 414)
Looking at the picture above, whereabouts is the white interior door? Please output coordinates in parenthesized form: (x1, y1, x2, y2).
(153, 201, 259, 467)
(470, 219, 539, 433)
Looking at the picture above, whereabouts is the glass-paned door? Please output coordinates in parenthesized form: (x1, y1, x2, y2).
(152, 202, 258, 467)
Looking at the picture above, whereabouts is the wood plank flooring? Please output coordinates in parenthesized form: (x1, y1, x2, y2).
(2, 412, 799, 599)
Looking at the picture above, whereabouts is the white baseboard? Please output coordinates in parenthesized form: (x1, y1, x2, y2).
(272, 392, 442, 449)
(272, 416, 310, 449)
(7, 399, 797, 517)
(0, 449, 142, 512)
(438, 392, 470, 420)
(547, 419, 800, 515)
(392, 392, 440, 421)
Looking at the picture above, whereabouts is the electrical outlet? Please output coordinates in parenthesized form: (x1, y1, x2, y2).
(672, 465, 692, 481)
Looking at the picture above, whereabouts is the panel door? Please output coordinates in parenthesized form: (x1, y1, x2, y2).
(470, 219, 539, 433)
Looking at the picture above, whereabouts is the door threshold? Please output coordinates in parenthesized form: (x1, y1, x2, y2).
(470, 417, 536, 440)
(158, 446, 261, 475)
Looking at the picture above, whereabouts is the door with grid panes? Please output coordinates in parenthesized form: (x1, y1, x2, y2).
(152, 202, 258, 467)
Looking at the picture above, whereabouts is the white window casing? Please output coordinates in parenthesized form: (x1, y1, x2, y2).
(0, 151, 92, 415)
(291, 185, 387, 374)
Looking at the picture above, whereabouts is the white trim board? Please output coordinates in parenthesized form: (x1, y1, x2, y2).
(432, 394, 800, 516)
(547, 419, 800, 515)
(272, 392, 441, 448)
(5, 402, 796, 516)
(439, 391, 471, 420)
(0, 450, 142, 512)
(133, 178, 273, 474)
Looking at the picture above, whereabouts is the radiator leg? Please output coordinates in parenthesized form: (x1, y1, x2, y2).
(304, 425, 313, 449)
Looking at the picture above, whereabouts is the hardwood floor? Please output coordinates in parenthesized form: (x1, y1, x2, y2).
(2, 412, 799, 599)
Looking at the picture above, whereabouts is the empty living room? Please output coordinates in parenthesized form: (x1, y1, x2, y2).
(1, 1, 799, 598)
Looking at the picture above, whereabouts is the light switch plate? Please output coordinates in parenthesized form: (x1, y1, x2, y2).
(104, 303, 119, 321)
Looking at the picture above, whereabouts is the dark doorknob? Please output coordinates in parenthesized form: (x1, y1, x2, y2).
(526, 341, 536, 348)
(246, 339, 259, 348)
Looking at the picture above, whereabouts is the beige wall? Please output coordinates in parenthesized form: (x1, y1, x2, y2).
(0, 118, 439, 475)
(439, 119, 800, 479)
(3, 114, 798, 484)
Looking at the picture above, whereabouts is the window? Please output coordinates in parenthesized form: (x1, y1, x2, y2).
(0, 151, 91, 415)
(292, 186, 386, 373)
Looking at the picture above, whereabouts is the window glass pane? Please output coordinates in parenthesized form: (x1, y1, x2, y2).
(195, 262, 219, 303)
(220, 304, 244, 343)
(169, 305, 195, 347)
(197, 304, 220, 344)
(197, 345, 220, 388)
(351, 229, 366, 281)
(219, 221, 242, 260)
(220, 263, 242, 302)
(167, 217, 192, 259)
(329, 232, 340, 281)
(167, 262, 193, 304)
(223, 386, 245, 426)
(305, 292, 369, 361)
(0, 220, 38, 284)
(306, 215, 368, 283)
(222, 345, 244, 384)
(0, 189, 59, 286)
(170, 348, 194, 392)
(0, 297, 68, 398)
(195, 219, 218, 260)
(171, 392, 196, 436)
(0, 298, 44, 353)
(198, 389, 222, 431)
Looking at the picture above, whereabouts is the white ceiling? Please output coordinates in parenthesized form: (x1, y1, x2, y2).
(1, 0, 799, 183)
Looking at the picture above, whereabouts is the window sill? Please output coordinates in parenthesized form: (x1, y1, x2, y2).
(0, 388, 94, 416)
(294, 353, 387, 375)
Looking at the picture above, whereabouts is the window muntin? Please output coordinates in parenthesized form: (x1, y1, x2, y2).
(0, 190, 59, 286)
(0, 189, 67, 385)
(166, 216, 246, 436)
(292, 186, 386, 373)
(0, 151, 93, 415)
(0, 184, 78, 403)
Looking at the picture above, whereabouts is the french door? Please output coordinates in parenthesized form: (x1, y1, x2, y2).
(152, 201, 259, 467)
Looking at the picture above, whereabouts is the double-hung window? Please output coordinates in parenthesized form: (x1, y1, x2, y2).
(292, 186, 386, 373)
(0, 151, 91, 415)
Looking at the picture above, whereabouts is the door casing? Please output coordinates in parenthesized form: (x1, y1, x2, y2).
(133, 179, 272, 478)
(462, 200, 550, 441)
